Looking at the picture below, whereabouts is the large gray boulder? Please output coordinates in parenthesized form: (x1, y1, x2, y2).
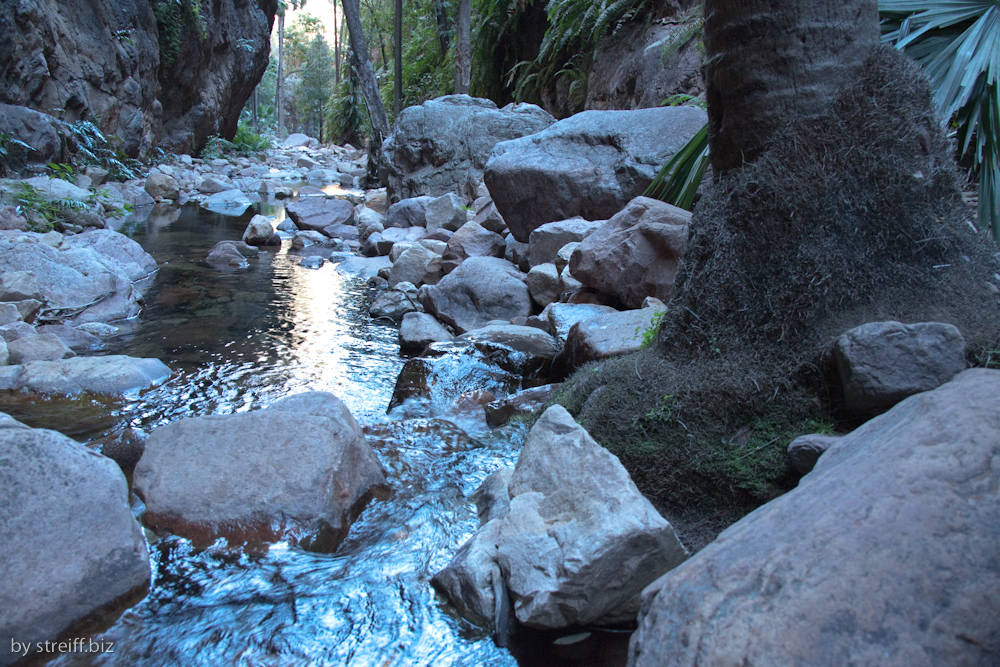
(388, 244, 444, 288)
(484, 106, 706, 242)
(528, 217, 603, 268)
(570, 196, 690, 309)
(834, 321, 967, 417)
(384, 196, 434, 228)
(421, 257, 531, 334)
(285, 197, 355, 233)
(629, 369, 1000, 667)
(144, 172, 180, 200)
(241, 214, 275, 246)
(399, 311, 454, 354)
(0, 105, 71, 169)
(0, 355, 171, 394)
(425, 193, 469, 232)
(133, 392, 386, 551)
(441, 221, 506, 273)
(380, 95, 555, 203)
(0, 229, 157, 324)
(554, 302, 667, 375)
(434, 405, 687, 631)
(0, 414, 149, 666)
(6, 333, 74, 364)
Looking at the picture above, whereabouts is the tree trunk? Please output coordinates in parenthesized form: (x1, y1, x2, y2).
(342, 0, 392, 184)
(394, 0, 403, 115)
(251, 88, 258, 132)
(276, 11, 286, 138)
(333, 0, 341, 84)
(703, 0, 879, 176)
(454, 0, 470, 94)
(435, 0, 450, 55)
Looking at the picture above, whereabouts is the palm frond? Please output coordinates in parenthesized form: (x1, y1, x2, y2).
(644, 122, 709, 211)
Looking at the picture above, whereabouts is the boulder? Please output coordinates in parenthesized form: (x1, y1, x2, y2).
(0, 414, 149, 666)
(356, 207, 386, 241)
(425, 193, 468, 232)
(283, 133, 315, 148)
(323, 224, 360, 242)
(17, 176, 90, 204)
(286, 197, 355, 233)
(380, 95, 555, 203)
(0, 355, 170, 394)
(0, 339, 6, 366)
(0, 322, 35, 342)
(528, 217, 603, 268)
(834, 321, 967, 417)
(629, 369, 1000, 667)
(399, 311, 455, 354)
(505, 236, 530, 272)
(206, 240, 249, 267)
(144, 172, 180, 200)
(421, 257, 531, 334)
(0, 206, 28, 231)
(434, 405, 687, 631)
(0, 304, 21, 327)
(456, 324, 560, 383)
(197, 176, 237, 194)
(0, 271, 41, 302)
(384, 196, 433, 228)
(369, 283, 422, 322)
(542, 302, 619, 347)
(525, 263, 560, 308)
(484, 383, 562, 428)
(199, 189, 254, 215)
(241, 214, 275, 245)
(570, 196, 690, 308)
(485, 106, 706, 242)
(554, 241, 579, 273)
(0, 229, 156, 325)
(6, 333, 75, 364)
(554, 303, 667, 376)
(474, 199, 507, 234)
(389, 244, 445, 288)
(291, 230, 327, 248)
(0, 105, 70, 169)
(787, 433, 841, 475)
(441, 222, 506, 273)
(133, 392, 386, 551)
(35, 324, 103, 352)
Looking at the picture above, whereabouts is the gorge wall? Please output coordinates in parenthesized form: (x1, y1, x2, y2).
(0, 0, 277, 158)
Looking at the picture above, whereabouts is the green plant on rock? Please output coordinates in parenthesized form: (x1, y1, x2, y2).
(637, 308, 668, 348)
(0, 133, 33, 176)
(231, 122, 273, 154)
(47, 163, 75, 182)
(880, 0, 1000, 244)
(68, 120, 143, 181)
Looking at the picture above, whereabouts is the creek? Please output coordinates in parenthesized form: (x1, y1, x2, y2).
(6, 190, 629, 667)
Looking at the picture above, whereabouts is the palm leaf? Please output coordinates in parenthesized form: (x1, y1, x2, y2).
(644, 123, 709, 210)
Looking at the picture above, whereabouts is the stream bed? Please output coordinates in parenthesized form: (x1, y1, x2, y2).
(6, 193, 630, 667)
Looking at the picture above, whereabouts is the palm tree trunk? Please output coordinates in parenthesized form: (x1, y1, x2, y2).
(704, 0, 879, 176)
(454, 0, 470, 94)
(342, 0, 392, 184)
(394, 0, 403, 115)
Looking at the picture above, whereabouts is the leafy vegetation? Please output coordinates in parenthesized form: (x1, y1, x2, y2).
(644, 100, 710, 210)
(0, 182, 130, 233)
(0, 133, 34, 177)
(68, 120, 144, 181)
(881, 0, 1000, 244)
(152, 0, 208, 66)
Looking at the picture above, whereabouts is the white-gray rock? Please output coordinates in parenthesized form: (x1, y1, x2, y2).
(0, 415, 149, 666)
(389, 244, 444, 288)
(241, 214, 274, 245)
(0, 271, 42, 302)
(425, 193, 468, 232)
(787, 433, 841, 474)
(526, 263, 560, 308)
(399, 311, 455, 354)
(629, 369, 1000, 667)
(7, 333, 75, 364)
(133, 392, 386, 551)
(528, 217, 603, 268)
(421, 257, 531, 334)
(0, 355, 171, 394)
(834, 321, 967, 416)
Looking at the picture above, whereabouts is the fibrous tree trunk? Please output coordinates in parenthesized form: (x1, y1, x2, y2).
(454, 0, 470, 94)
(394, 0, 403, 115)
(342, 0, 391, 183)
(703, 0, 879, 176)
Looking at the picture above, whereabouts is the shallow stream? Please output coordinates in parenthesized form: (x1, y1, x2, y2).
(6, 191, 629, 667)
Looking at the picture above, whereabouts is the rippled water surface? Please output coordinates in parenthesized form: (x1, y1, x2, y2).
(13, 194, 628, 667)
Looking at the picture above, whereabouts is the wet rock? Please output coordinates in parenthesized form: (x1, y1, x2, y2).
(421, 257, 531, 334)
(426, 193, 469, 232)
(0, 355, 170, 394)
(291, 230, 327, 248)
(241, 214, 275, 245)
(528, 217, 603, 268)
(456, 324, 559, 385)
(435, 405, 687, 631)
(206, 240, 249, 267)
(787, 433, 841, 475)
(400, 312, 455, 354)
(381, 95, 555, 203)
(385, 196, 433, 228)
(35, 324, 103, 352)
(0, 414, 149, 666)
(485, 106, 706, 242)
(0, 271, 42, 302)
(485, 383, 562, 428)
(299, 256, 324, 269)
(432, 515, 511, 631)
(834, 321, 967, 417)
(198, 176, 236, 194)
(441, 222, 506, 274)
(144, 173, 180, 200)
(323, 224, 360, 242)
(7, 333, 75, 364)
(389, 244, 444, 288)
(471, 468, 515, 525)
(629, 369, 1000, 667)
(286, 197, 355, 232)
(554, 303, 667, 376)
(570, 196, 690, 308)
(199, 189, 254, 215)
(389, 342, 522, 412)
(134, 392, 386, 551)
(526, 263, 560, 308)
(93, 427, 147, 473)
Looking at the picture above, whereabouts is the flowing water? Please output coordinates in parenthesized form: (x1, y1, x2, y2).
(6, 191, 629, 667)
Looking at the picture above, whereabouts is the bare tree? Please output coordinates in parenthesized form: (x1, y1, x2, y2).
(454, 0, 470, 94)
(394, 0, 403, 115)
(341, 0, 391, 182)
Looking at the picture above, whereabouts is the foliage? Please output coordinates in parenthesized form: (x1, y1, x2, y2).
(295, 35, 338, 140)
(328, 58, 368, 146)
(0, 133, 34, 176)
(880, 0, 1000, 244)
(232, 123, 274, 153)
(644, 112, 710, 210)
(67, 120, 143, 181)
(152, 0, 208, 66)
(1, 182, 130, 233)
(637, 308, 667, 349)
(47, 163, 75, 182)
